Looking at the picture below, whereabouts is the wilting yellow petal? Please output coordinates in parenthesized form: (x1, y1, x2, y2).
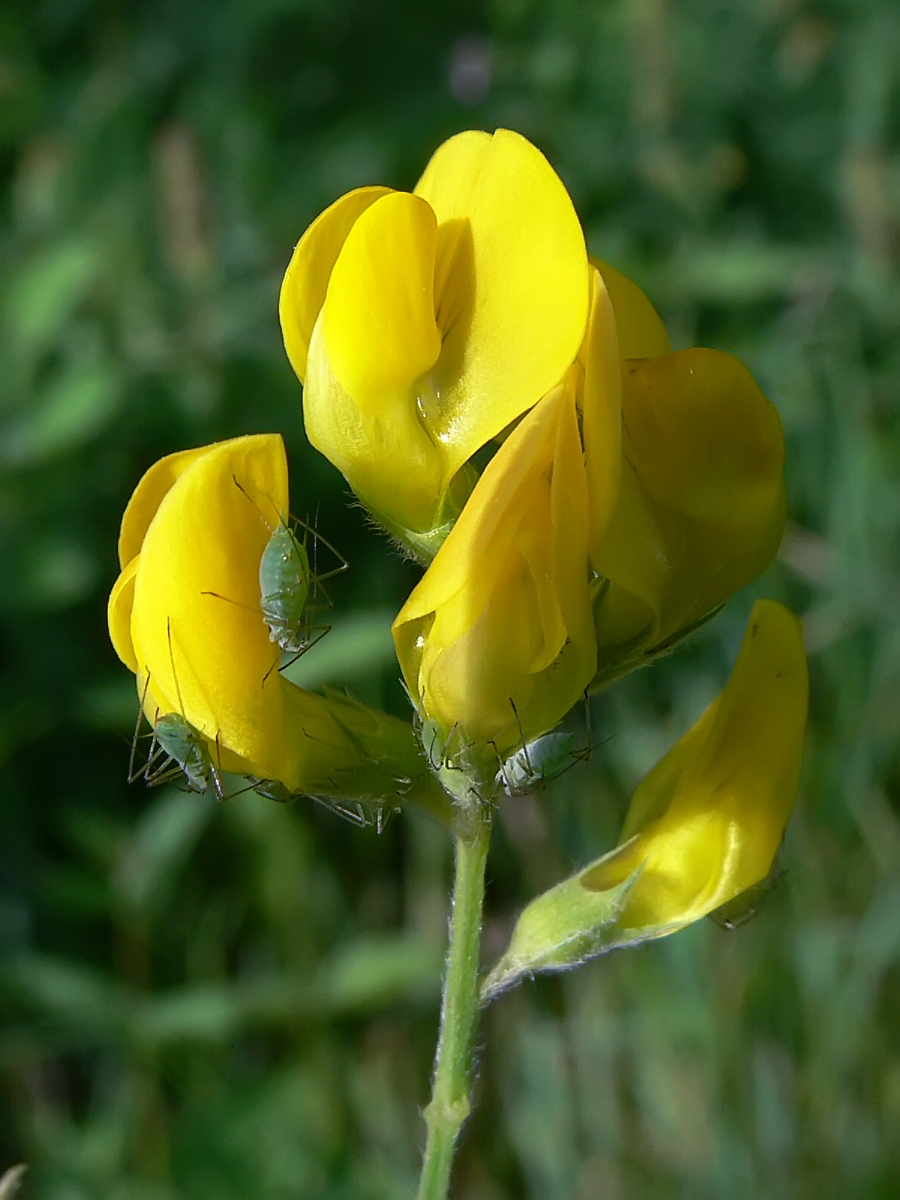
(393, 383, 595, 753)
(591, 258, 671, 360)
(415, 128, 590, 483)
(586, 599, 807, 932)
(279, 185, 391, 382)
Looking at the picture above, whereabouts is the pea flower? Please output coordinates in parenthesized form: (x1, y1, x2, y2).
(391, 269, 620, 765)
(279, 128, 590, 557)
(483, 599, 808, 999)
(107, 434, 448, 815)
(588, 261, 787, 688)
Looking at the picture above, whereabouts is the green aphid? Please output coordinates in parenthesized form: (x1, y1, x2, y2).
(144, 712, 226, 802)
(496, 730, 580, 796)
(224, 476, 347, 664)
(258, 522, 312, 654)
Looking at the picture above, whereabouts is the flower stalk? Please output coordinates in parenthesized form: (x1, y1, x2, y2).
(416, 818, 492, 1200)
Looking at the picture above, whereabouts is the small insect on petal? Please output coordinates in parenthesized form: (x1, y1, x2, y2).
(495, 730, 580, 796)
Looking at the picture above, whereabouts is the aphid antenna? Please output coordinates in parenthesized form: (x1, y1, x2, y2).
(488, 738, 513, 795)
(232, 473, 279, 534)
(128, 673, 153, 784)
(199, 589, 262, 615)
(166, 618, 189, 722)
(508, 698, 533, 773)
(232, 472, 348, 589)
(290, 507, 349, 585)
(209, 731, 227, 803)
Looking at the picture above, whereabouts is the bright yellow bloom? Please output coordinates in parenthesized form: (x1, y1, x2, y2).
(587, 599, 807, 931)
(483, 599, 808, 997)
(391, 270, 620, 761)
(588, 262, 787, 686)
(107, 434, 441, 807)
(280, 129, 590, 554)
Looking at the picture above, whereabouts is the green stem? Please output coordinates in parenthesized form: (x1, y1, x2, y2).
(416, 819, 492, 1200)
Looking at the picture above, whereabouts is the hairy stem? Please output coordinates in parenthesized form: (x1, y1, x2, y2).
(416, 819, 492, 1200)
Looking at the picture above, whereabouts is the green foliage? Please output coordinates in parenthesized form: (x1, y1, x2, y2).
(1, 0, 899, 1196)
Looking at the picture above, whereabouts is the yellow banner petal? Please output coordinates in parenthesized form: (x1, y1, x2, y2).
(415, 128, 590, 482)
(118, 444, 213, 568)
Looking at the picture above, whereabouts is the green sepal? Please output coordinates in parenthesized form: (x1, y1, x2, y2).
(480, 849, 643, 1003)
(365, 462, 479, 567)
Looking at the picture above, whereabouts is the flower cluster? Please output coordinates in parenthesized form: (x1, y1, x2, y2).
(110, 128, 807, 962)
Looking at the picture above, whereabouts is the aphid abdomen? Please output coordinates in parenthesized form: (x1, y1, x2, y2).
(258, 524, 311, 652)
(497, 730, 578, 796)
(154, 712, 211, 793)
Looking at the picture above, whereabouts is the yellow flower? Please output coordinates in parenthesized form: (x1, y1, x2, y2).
(483, 599, 808, 997)
(280, 129, 590, 555)
(588, 261, 787, 686)
(108, 434, 445, 810)
(391, 377, 592, 760)
(586, 599, 807, 932)
(392, 265, 620, 766)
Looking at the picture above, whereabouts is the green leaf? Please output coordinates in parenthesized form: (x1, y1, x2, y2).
(2, 355, 121, 465)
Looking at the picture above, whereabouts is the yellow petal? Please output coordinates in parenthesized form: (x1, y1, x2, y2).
(108, 555, 139, 673)
(580, 267, 622, 556)
(118, 444, 212, 568)
(130, 434, 288, 775)
(322, 190, 442, 413)
(415, 128, 590, 481)
(393, 383, 595, 751)
(586, 600, 808, 933)
(624, 349, 785, 522)
(591, 258, 671, 360)
(592, 349, 787, 656)
(305, 304, 444, 536)
(279, 185, 392, 382)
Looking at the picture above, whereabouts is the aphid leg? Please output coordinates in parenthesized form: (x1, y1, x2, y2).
(210, 731, 227, 803)
(128, 673, 154, 784)
(508, 698, 532, 774)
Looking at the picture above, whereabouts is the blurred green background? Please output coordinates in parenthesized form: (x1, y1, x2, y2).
(1, 0, 899, 1196)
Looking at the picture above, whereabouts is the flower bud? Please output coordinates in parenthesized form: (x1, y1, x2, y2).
(482, 600, 808, 999)
(280, 129, 590, 558)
